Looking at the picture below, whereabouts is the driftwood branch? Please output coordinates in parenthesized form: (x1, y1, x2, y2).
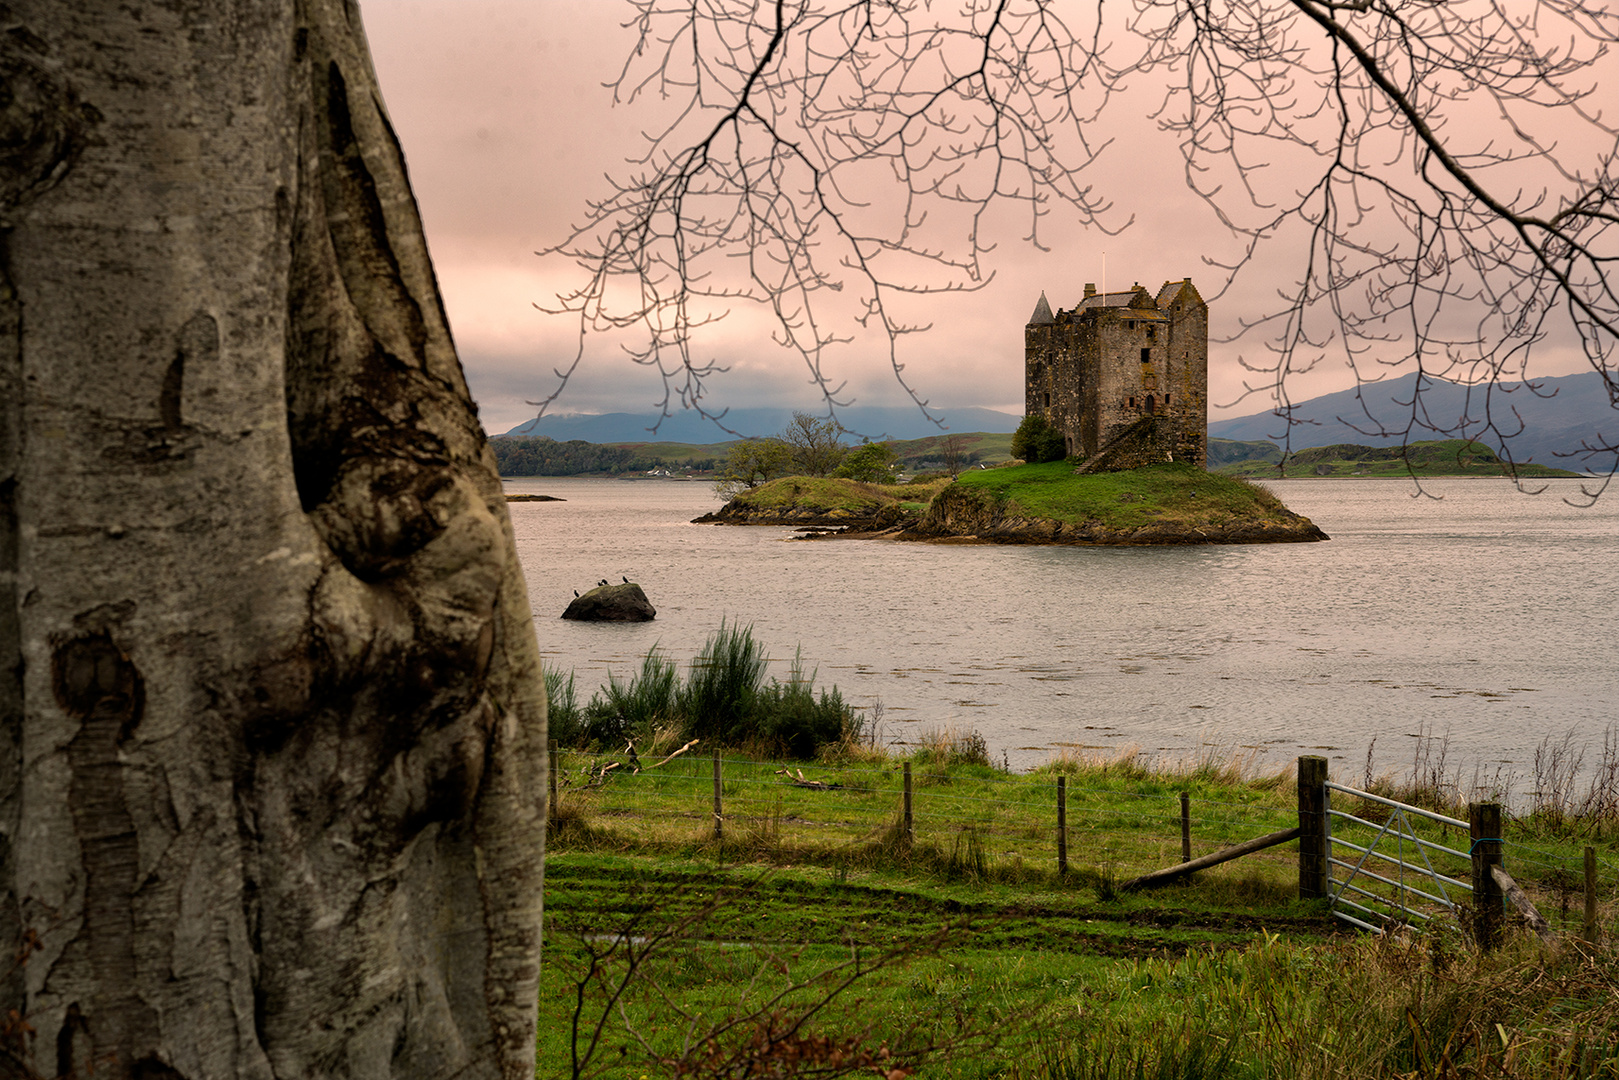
(1122, 827, 1302, 892)
(774, 768, 843, 791)
(1492, 865, 1558, 946)
(645, 738, 701, 771)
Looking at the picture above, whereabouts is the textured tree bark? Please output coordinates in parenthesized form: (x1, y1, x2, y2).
(0, 2, 547, 1077)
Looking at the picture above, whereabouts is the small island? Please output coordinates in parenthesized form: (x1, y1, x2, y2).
(907, 460, 1325, 544)
(697, 463, 1327, 544)
(682, 274, 1577, 544)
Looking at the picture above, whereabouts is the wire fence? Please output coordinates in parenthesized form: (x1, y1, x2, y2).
(551, 747, 1619, 944)
(554, 749, 1312, 887)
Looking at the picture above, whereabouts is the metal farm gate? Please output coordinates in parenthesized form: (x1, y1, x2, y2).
(1322, 780, 1475, 933)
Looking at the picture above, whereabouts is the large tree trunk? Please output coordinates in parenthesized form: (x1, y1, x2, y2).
(0, 2, 547, 1077)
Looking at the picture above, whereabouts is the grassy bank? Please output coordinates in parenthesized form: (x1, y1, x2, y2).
(719, 474, 954, 519)
(1215, 438, 1583, 479)
(541, 742, 1619, 1079)
(950, 460, 1289, 528)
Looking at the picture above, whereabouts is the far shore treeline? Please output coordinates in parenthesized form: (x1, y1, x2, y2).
(489, 430, 1008, 478)
(489, 436, 721, 477)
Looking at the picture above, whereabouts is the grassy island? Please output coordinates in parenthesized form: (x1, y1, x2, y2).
(693, 474, 952, 528)
(920, 460, 1325, 543)
(698, 462, 1327, 543)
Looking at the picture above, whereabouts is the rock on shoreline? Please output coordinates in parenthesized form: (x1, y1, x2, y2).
(691, 500, 905, 530)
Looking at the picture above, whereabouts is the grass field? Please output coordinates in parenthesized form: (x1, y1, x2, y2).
(539, 738, 1619, 1079)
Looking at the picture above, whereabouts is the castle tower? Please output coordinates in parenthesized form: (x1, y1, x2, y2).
(1024, 277, 1208, 470)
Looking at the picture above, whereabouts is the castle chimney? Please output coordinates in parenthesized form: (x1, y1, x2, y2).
(1083, 283, 1096, 298)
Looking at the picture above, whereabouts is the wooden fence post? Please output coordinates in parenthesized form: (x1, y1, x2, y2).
(548, 738, 559, 824)
(712, 747, 723, 841)
(903, 762, 913, 843)
(1180, 791, 1191, 863)
(1057, 776, 1068, 875)
(1585, 846, 1600, 945)
(1470, 802, 1503, 951)
(1297, 755, 1330, 900)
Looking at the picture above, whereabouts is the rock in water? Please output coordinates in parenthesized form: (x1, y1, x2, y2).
(562, 582, 656, 622)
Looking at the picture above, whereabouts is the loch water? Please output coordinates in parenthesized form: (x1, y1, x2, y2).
(507, 475, 1617, 786)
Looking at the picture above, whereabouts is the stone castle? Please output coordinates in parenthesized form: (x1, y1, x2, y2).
(1024, 278, 1208, 471)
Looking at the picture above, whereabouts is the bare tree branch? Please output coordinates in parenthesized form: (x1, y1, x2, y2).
(542, 1, 1619, 499)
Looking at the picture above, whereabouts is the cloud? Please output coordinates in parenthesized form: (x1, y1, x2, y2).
(364, 0, 1603, 437)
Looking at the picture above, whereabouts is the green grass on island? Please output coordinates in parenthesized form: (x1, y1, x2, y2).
(718, 463, 1310, 539)
(1212, 437, 1584, 479)
(720, 474, 952, 518)
(947, 460, 1294, 532)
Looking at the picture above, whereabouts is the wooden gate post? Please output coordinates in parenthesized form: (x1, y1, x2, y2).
(1180, 791, 1191, 863)
(1057, 776, 1068, 875)
(902, 762, 914, 843)
(1297, 756, 1330, 900)
(1470, 802, 1503, 951)
(712, 746, 723, 841)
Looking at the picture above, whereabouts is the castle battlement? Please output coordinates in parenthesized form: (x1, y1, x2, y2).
(1024, 278, 1208, 470)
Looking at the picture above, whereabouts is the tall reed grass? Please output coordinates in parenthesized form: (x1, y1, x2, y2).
(551, 621, 857, 759)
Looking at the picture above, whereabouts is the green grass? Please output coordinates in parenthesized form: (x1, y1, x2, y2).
(726, 474, 952, 516)
(948, 460, 1296, 531)
(1215, 438, 1583, 479)
(541, 742, 1619, 1079)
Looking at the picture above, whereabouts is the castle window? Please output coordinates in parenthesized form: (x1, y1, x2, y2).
(1146, 326, 1157, 343)
(1140, 348, 1151, 364)
(1044, 392, 1050, 408)
(1128, 397, 1135, 408)
(1164, 395, 1170, 407)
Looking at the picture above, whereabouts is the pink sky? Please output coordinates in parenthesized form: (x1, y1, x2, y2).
(361, 1, 1606, 437)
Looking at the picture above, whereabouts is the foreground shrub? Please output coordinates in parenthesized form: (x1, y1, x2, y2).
(680, 619, 768, 745)
(752, 651, 853, 759)
(556, 623, 857, 758)
(544, 667, 583, 746)
(582, 649, 679, 747)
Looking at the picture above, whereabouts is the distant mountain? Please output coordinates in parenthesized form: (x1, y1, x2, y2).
(495, 405, 1022, 445)
(1209, 372, 1617, 467)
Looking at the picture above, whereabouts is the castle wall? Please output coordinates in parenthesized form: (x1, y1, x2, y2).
(1025, 319, 1094, 456)
(1163, 286, 1208, 466)
(1025, 279, 1208, 469)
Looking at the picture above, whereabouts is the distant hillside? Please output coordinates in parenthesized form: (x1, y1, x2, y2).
(496, 405, 1021, 444)
(1209, 371, 1616, 469)
(1212, 439, 1582, 479)
(490, 430, 1013, 477)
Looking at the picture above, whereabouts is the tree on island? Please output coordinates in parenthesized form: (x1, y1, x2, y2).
(715, 437, 793, 497)
(780, 411, 849, 477)
(1012, 416, 1069, 465)
(1, 3, 544, 1077)
(833, 441, 900, 483)
(544, 2, 1619, 498)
